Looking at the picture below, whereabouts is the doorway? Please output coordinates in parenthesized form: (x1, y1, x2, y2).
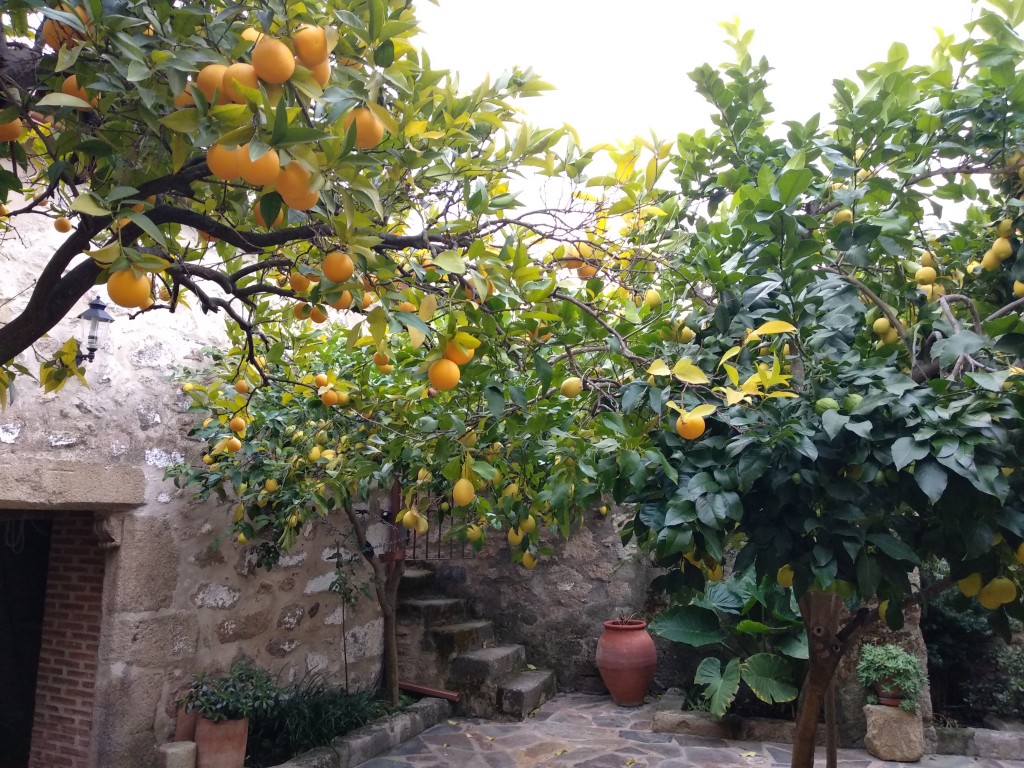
(0, 518, 52, 768)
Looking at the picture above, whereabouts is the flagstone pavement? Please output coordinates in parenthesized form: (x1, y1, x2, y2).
(355, 693, 1024, 768)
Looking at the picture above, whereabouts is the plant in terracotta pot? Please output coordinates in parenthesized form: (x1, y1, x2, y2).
(596, 614, 657, 707)
(856, 643, 926, 712)
(179, 660, 279, 768)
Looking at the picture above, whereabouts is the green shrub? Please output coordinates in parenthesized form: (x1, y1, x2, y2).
(856, 644, 926, 712)
(964, 645, 1024, 719)
(246, 674, 389, 768)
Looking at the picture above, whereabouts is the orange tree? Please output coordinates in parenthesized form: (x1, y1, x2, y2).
(0, 0, 679, 704)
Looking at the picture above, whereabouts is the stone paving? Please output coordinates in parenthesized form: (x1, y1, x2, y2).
(355, 693, 1024, 768)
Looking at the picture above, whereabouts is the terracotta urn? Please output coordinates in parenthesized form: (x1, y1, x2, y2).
(195, 716, 249, 768)
(596, 619, 657, 706)
(173, 705, 199, 741)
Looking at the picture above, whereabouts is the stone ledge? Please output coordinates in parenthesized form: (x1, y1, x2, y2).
(0, 461, 146, 510)
(268, 696, 453, 768)
(652, 694, 824, 746)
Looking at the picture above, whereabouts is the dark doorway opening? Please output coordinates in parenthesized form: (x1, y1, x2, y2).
(0, 518, 52, 768)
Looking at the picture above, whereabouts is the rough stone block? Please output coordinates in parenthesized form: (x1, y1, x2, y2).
(974, 728, 1024, 759)
(863, 704, 924, 762)
(267, 746, 338, 767)
(110, 515, 179, 612)
(651, 700, 735, 740)
(447, 644, 525, 685)
(106, 613, 199, 666)
(0, 461, 145, 511)
(982, 714, 1024, 731)
(499, 668, 556, 719)
(934, 727, 977, 756)
(157, 741, 196, 768)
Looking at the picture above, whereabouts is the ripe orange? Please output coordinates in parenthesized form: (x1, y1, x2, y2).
(61, 74, 95, 109)
(253, 199, 284, 228)
(225, 436, 243, 452)
(428, 358, 460, 391)
(234, 379, 251, 394)
(321, 389, 340, 407)
(373, 351, 390, 367)
(577, 264, 598, 279)
(342, 107, 385, 150)
(322, 250, 355, 282)
(221, 62, 258, 104)
(396, 301, 417, 313)
(238, 145, 280, 186)
(330, 290, 353, 310)
(252, 37, 296, 84)
(196, 63, 229, 105)
(0, 118, 24, 142)
(54, 216, 72, 233)
(309, 306, 328, 323)
(290, 270, 311, 292)
(314, 373, 329, 387)
(675, 414, 706, 440)
(310, 58, 331, 87)
(229, 416, 246, 433)
(41, 6, 92, 50)
(106, 269, 152, 308)
(293, 302, 310, 320)
(173, 86, 195, 109)
(292, 25, 329, 67)
(443, 342, 474, 366)
(453, 478, 475, 506)
(206, 143, 242, 181)
(276, 162, 319, 210)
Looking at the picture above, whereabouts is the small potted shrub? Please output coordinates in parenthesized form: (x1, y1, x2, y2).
(178, 660, 278, 768)
(856, 643, 926, 711)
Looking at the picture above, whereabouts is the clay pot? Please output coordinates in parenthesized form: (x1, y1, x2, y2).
(173, 705, 199, 741)
(195, 716, 249, 768)
(874, 677, 906, 708)
(596, 619, 656, 707)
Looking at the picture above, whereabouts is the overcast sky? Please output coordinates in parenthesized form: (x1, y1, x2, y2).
(417, 1, 980, 146)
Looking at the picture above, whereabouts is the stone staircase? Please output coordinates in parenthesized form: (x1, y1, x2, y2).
(396, 566, 555, 719)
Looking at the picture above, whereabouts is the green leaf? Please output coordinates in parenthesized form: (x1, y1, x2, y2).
(160, 108, 200, 133)
(431, 250, 466, 274)
(821, 409, 849, 441)
(71, 193, 111, 216)
(914, 459, 947, 503)
(891, 436, 928, 471)
(931, 331, 986, 367)
(734, 620, 777, 635)
(867, 533, 920, 565)
(775, 634, 809, 660)
(650, 606, 727, 647)
(484, 385, 504, 419)
(741, 653, 799, 704)
(694, 657, 741, 717)
(35, 93, 93, 109)
(775, 168, 813, 205)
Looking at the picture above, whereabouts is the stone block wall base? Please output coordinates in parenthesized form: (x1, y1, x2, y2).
(863, 704, 924, 762)
(158, 741, 196, 768)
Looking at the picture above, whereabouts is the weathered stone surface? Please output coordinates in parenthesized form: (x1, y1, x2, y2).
(92, 664, 166, 768)
(266, 637, 300, 657)
(863, 704, 924, 762)
(934, 726, 977, 756)
(982, 714, 1024, 731)
(110, 514, 179, 612)
(278, 603, 305, 629)
(652, 696, 735, 739)
(216, 609, 272, 643)
(974, 727, 1024, 759)
(157, 741, 196, 768)
(0, 461, 146, 510)
(191, 582, 241, 610)
(106, 613, 199, 665)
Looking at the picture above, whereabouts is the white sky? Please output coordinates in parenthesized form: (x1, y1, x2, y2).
(417, 1, 980, 146)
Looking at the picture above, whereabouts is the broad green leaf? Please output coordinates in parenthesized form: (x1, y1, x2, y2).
(891, 436, 928, 471)
(71, 193, 111, 216)
(431, 250, 466, 274)
(649, 606, 727, 647)
(694, 657, 741, 717)
(741, 654, 798, 704)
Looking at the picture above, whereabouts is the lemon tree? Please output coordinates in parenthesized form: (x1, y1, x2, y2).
(601, 9, 1024, 767)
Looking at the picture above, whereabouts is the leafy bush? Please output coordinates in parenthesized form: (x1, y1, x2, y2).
(650, 568, 807, 716)
(856, 644, 926, 712)
(964, 644, 1024, 719)
(246, 674, 390, 768)
(179, 659, 279, 723)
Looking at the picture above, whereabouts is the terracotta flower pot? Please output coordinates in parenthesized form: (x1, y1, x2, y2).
(195, 716, 249, 768)
(174, 705, 199, 741)
(596, 619, 656, 707)
(874, 677, 906, 708)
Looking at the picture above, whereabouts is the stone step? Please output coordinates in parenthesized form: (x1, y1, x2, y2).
(397, 566, 436, 597)
(397, 597, 465, 627)
(430, 620, 494, 658)
(448, 644, 526, 686)
(498, 668, 557, 719)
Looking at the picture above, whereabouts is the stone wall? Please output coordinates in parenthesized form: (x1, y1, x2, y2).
(430, 509, 696, 695)
(0, 204, 384, 767)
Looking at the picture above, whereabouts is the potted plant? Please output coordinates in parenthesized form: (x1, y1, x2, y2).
(596, 614, 657, 707)
(178, 659, 278, 768)
(856, 643, 926, 711)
